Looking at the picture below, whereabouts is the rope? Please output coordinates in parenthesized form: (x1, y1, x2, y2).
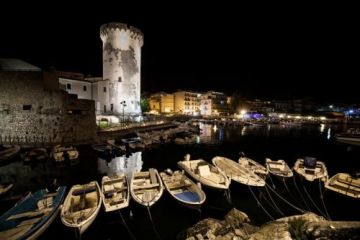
(264, 185, 285, 216)
(258, 188, 283, 217)
(269, 175, 276, 189)
(147, 206, 162, 240)
(283, 178, 305, 212)
(318, 180, 331, 220)
(302, 183, 326, 217)
(248, 186, 274, 220)
(265, 183, 305, 213)
(293, 174, 311, 211)
(119, 210, 137, 240)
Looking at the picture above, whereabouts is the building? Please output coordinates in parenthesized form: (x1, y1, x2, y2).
(200, 91, 229, 116)
(149, 92, 174, 113)
(0, 59, 96, 146)
(174, 91, 201, 115)
(100, 23, 144, 117)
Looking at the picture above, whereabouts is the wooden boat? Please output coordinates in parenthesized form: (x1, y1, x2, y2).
(0, 145, 20, 163)
(130, 168, 164, 207)
(293, 157, 328, 182)
(60, 181, 101, 235)
(51, 145, 79, 162)
(325, 173, 360, 198)
(212, 156, 265, 187)
(178, 154, 230, 190)
(265, 158, 293, 178)
(101, 175, 129, 212)
(0, 183, 14, 197)
(0, 186, 66, 240)
(160, 169, 206, 209)
(238, 156, 268, 179)
(22, 148, 48, 163)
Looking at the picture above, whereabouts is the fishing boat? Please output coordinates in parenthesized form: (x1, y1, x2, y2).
(178, 154, 230, 190)
(325, 173, 360, 198)
(335, 128, 360, 145)
(60, 181, 101, 235)
(130, 168, 164, 207)
(265, 158, 293, 178)
(160, 169, 206, 209)
(212, 156, 265, 187)
(0, 186, 66, 240)
(238, 155, 268, 179)
(51, 145, 79, 162)
(101, 175, 129, 212)
(22, 148, 48, 163)
(293, 157, 328, 182)
(0, 183, 14, 198)
(0, 145, 20, 163)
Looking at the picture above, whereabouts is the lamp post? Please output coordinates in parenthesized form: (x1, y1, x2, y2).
(120, 100, 126, 128)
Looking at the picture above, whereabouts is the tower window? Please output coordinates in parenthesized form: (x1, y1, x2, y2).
(23, 105, 32, 110)
(111, 104, 114, 112)
(103, 87, 107, 92)
(118, 77, 122, 82)
(104, 105, 106, 113)
(67, 83, 71, 89)
(83, 86, 87, 91)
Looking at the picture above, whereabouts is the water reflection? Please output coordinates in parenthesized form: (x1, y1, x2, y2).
(327, 128, 331, 140)
(97, 152, 143, 179)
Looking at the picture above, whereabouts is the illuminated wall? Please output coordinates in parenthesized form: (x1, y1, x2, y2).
(174, 91, 201, 115)
(100, 23, 144, 116)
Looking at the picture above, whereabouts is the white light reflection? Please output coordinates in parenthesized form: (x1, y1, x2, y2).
(320, 124, 325, 133)
(327, 128, 331, 140)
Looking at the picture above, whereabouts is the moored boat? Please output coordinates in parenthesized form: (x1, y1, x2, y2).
(325, 173, 360, 198)
(212, 156, 265, 187)
(101, 175, 129, 212)
(178, 154, 230, 190)
(265, 158, 293, 178)
(238, 155, 268, 179)
(0, 186, 66, 240)
(0, 183, 14, 198)
(293, 157, 328, 182)
(160, 169, 206, 209)
(0, 145, 20, 163)
(60, 181, 101, 235)
(130, 168, 164, 207)
(51, 145, 79, 162)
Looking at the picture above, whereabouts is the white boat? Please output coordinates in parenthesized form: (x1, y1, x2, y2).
(177, 154, 230, 190)
(101, 175, 129, 212)
(60, 181, 102, 235)
(238, 156, 268, 179)
(265, 158, 293, 178)
(325, 173, 360, 198)
(293, 157, 328, 182)
(0, 145, 20, 163)
(51, 145, 79, 162)
(160, 169, 206, 209)
(335, 128, 360, 145)
(0, 183, 13, 197)
(130, 168, 164, 207)
(212, 156, 265, 187)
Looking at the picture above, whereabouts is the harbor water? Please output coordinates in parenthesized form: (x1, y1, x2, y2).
(0, 123, 359, 239)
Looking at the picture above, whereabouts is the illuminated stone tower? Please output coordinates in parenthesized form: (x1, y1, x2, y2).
(100, 23, 143, 116)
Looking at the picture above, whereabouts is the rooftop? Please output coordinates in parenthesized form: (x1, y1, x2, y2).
(0, 58, 41, 72)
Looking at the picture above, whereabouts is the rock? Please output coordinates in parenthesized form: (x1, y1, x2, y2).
(224, 208, 250, 228)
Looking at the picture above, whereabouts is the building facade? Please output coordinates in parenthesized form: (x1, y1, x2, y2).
(174, 91, 201, 115)
(0, 59, 96, 146)
(200, 91, 229, 116)
(149, 92, 174, 113)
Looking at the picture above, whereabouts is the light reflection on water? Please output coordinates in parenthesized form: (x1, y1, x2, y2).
(97, 151, 143, 179)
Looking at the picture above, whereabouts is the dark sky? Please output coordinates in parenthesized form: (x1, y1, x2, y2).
(0, 3, 358, 102)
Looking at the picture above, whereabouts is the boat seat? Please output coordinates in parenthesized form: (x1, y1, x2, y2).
(337, 177, 360, 188)
(169, 182, 192, 190)
(72, 186, 97, 196)
(198, 165, 211, 177)
(110, 199, 125, 206)
(133, 183, 159, 190)
(37, 196, 53, 210)
(149, 168, 158, 184)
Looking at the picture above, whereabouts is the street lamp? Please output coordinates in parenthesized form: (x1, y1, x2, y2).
(120, 100, 126, 128)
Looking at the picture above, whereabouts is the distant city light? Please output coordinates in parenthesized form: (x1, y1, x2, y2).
(329, 105, 333, 109)
(320, 116, 326, 120)
(349, 109, 354, 114)
(279, 114, 285, 118)
(240, 109, 246, 115)
(213, 125, 218, 132)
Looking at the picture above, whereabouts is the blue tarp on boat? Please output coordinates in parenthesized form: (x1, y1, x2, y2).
(174, 191, 200, 202)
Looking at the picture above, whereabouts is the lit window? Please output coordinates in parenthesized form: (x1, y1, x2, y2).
(67, 83, 71, 90)
(83, 86, 87, 91)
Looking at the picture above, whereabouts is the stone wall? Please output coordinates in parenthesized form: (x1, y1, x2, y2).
(0, 71, 96, 146)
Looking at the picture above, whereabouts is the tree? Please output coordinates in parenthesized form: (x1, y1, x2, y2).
(140, 98, 150, 112)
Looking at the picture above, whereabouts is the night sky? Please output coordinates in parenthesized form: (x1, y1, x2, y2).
(0, 4, 357, 102)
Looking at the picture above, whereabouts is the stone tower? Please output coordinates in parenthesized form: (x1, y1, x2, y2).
(100, 23, 143, 116)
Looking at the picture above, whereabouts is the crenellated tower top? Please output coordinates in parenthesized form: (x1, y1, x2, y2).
(100, 22, 143, 46)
